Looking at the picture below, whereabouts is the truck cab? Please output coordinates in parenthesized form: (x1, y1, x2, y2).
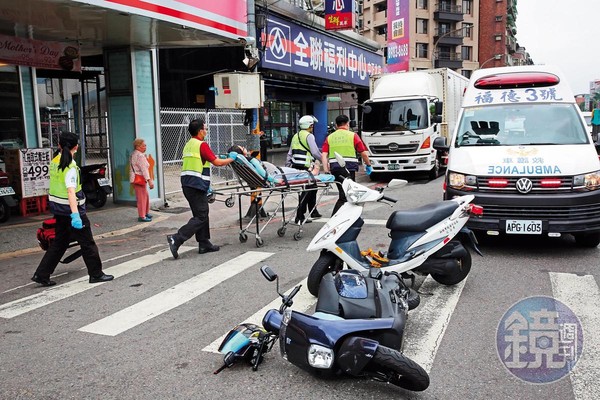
(361, 68, 468, 180)
(435, 65, 600, 247)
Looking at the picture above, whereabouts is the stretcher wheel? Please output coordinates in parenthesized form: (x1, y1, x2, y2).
(293, 232, 303, 241)
(207, 194, 216, 204)
(277, 227, 286, 237)
(256, 238, 264, 247)
(225, 197, 235, 208)
(239, 233, 248, 243)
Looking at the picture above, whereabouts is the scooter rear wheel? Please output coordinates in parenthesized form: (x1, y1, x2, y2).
(430, 246, 472, 286)
(0, 198, 9, 223)
(307, 252, 341, 297)
(369, 345, 430, 391)
(88, 190, 107, 208)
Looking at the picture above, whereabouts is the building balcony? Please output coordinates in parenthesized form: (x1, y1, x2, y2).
(434, 51, 463, 69)
(434, 4, 464, 23)
(434, 28, 465, 46)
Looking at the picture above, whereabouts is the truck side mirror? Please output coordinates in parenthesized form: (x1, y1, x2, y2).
(433, 115, 443, 123)
(435, 102, 443, 115)
(350, 120, 357, 128)
(433, 136, 449, 151)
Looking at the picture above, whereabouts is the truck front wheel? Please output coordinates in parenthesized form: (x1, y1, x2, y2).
(428, 158, 440, 180)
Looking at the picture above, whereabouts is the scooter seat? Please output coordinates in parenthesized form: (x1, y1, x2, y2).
(386, 201, 459, 232)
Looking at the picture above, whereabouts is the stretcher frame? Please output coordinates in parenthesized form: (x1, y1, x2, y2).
(210, 157, 333, 247)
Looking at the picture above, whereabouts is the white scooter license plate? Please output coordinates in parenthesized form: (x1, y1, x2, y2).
(97, 178, 110, 187)
(0, 186, 15, 195)
(505, 219, 542, 234)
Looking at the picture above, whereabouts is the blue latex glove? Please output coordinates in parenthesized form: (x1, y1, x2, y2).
(228, 151, 238, 160)
(70, 212, 83, 229)
(365, 165, 373, 175)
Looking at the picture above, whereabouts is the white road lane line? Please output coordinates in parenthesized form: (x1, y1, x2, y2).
(0, 246, 195, 319)
(550, 272, 600, 400)
(79, 251, 274, 336)
(203, 278, 315, 354)
(401, 276, 467, 373)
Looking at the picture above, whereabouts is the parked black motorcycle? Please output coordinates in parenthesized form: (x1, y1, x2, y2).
(216, 265, 429, 392)
(80, 163, 112, 208)
(0, 171, 18, 223)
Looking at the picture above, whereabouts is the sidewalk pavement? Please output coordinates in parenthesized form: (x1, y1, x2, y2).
(0, 146, 369, 258)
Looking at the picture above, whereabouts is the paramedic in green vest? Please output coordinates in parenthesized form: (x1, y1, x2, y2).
(286, 115, 322, 223)
(31, 132, 113, 287)
(167, 119, 237, 259)
(321, 114, 372, 216)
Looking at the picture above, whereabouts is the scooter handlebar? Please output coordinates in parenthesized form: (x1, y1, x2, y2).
(381, 195, 397, 203)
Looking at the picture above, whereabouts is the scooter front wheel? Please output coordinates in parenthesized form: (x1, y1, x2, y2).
(430, 246, 472, 286)
(369, 345, 430, 391)
(307, 252, 341, 297)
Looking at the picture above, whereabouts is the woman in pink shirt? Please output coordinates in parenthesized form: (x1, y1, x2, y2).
(130, 138, 154, 222)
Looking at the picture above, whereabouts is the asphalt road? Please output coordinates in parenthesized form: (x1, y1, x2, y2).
(0, 172, 598, 400)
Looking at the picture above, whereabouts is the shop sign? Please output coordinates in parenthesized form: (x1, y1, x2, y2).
(386, 0, 410, 72)
(261, 15, 383, 87)
(325, 0, 355, 31)
(3, 148, 52, 198)
(0, 34, 81, 71)
(72, 0, 247, 39)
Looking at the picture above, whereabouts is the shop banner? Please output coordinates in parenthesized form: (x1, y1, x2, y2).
(261, 14, 383, 87)
(3, 148, 52, 198)
(72, 0, 247, 39)
(0, 35, 81, 71)
(386, 0, 409, 72)
(325, 0, 355, 31)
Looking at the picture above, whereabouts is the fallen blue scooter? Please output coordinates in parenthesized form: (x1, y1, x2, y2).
(216, 265, 429, 391)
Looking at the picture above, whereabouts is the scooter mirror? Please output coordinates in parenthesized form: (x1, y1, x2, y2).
(334, 152, 346, 168)
(260, 265, 278, 281)
(388, 179, 408, 188)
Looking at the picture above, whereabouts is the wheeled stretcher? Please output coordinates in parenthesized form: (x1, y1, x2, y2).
(210, 156, 334, 247)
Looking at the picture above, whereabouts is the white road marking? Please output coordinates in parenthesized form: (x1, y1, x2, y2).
(401, 276, 467, 373)
(0, 246, 195, 319)
(203, 278, 315, 354)
(550, 272, 600, 400)
(79, 251, 274, 336)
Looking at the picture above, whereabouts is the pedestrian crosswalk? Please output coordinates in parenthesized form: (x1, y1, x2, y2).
(0, 247, 599, 399)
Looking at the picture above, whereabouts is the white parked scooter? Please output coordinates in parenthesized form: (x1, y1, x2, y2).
(305, 154, 482, 296)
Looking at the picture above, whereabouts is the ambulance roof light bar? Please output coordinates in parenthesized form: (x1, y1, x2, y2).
(474, 72, 560, 90)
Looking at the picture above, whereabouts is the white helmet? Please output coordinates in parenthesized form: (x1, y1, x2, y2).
(299, 115, 317, 129)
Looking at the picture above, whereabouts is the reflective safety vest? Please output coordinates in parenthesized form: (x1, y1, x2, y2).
(48, 154, 86, 216)
(327, 129, 359, 170)
(289, 130, 313, 169)
(181, 137, 211, 191)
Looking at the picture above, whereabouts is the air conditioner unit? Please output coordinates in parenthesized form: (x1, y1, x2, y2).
(213, 72, 264, 109)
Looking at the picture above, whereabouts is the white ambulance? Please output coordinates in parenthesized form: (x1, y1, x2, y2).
(434, 65, 600, 247)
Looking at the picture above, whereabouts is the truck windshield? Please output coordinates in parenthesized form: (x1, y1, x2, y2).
(363, 99, 428, 132)
(455, 103, 589, 147)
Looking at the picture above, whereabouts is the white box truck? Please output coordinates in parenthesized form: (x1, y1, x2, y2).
(361, 68, 469, 180)
(434, 65, 600, 247)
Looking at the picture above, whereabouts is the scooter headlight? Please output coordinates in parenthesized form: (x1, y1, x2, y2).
(307, 344, 334, 369)
(346, 186, 368, 203)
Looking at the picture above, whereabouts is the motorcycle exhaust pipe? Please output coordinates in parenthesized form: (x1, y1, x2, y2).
(414, 258, 458, 275)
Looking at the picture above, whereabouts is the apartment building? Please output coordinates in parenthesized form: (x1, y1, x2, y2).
(360, 0, 532, 78)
